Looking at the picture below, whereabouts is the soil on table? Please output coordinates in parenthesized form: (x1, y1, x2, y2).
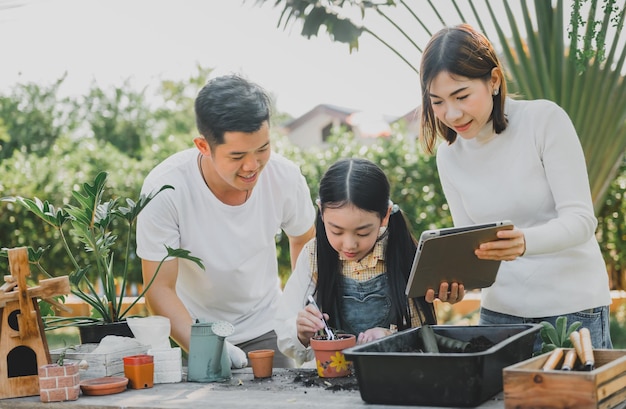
(220, 368, 359, 392)
(290, 370, 359, 391)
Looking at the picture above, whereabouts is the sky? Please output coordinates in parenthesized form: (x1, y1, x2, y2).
(0, 0, 433, 118)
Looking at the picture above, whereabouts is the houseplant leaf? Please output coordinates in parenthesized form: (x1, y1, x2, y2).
(1, 196, 70, 229)
(3, 170, 202, 336)
(118, 246, 204, 319)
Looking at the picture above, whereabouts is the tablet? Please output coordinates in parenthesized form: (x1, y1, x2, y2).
(405, 220, 513, 298)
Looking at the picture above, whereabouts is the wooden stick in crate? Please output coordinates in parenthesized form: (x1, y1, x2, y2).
(579, 327, 595, 371)
(569, 330, 584, 364)
(541, 348, 563, 370)
(560, 348, 577, 371)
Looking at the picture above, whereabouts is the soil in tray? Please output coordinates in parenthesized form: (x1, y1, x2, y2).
(398, 335, 495, 353)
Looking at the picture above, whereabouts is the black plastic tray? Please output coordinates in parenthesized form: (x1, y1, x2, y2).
(343, 324, 541, 407)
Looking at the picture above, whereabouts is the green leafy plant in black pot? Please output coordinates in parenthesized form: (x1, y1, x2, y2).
(1, 171, 203, 341)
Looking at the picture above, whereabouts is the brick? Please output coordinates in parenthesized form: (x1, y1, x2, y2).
(63, 363, 79, 376)
(57, 374, 77, 388)
(66, 385, 80, 401)
(38, 364, 54, 377)
(45, 388, 66, 402)
(39, 390, 50, 403)
(38, 376, 57, 389)
(46, 365, 66, 377)
(40, 386, 80, 402)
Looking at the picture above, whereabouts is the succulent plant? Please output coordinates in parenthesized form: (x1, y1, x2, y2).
(538, 316, 582, 355)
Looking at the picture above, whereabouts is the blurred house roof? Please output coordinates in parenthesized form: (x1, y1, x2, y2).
(283, 104, 399, 139)
(283, 104, 357, 131)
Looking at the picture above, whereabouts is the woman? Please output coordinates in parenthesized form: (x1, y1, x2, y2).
(419, 24, 612, 351)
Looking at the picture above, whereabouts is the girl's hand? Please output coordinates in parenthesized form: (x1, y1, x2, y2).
(425, 282, 465, 304)
(357, 327, 392, 344)
(296, 303, 328, 347)
(475, 227, 526, 261)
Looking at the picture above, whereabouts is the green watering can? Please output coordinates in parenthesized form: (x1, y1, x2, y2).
(187, 320, 234, 382)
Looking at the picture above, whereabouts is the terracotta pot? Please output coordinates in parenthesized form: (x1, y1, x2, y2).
(310, 334, 356, 378)
(123, 354, 154, 389)
(248, 349, 274, 378)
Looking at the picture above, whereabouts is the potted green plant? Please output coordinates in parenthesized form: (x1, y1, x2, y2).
(1, 171, 203, 342)
(38, 346, 80, 402)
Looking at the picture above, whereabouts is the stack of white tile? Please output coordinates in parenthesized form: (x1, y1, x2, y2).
(149, 347, 182, 383)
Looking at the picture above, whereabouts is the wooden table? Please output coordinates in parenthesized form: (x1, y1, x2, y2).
(0, 368, 507, 409)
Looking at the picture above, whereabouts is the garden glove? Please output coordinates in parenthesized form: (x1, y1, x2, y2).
(225, 340, 248, 369)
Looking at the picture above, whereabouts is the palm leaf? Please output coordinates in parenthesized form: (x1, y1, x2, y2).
(256, 0, 626, 213)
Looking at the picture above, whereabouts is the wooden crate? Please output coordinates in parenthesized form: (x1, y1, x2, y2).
(503, 349, 626, 409)
(50, 343, 148, 379)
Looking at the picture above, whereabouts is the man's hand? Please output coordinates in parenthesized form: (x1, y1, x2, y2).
(225, 341, 248, 369)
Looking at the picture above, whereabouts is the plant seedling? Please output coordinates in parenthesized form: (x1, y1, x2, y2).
(537, 316, 582, 355)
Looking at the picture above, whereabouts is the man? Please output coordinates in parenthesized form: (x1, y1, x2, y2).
(136, 74, 316, 368)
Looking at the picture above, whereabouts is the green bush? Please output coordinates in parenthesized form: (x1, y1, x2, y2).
(1, 75, 624, 295)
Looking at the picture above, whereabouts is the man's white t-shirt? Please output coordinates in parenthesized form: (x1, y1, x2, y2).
(136, 148, 316, 344)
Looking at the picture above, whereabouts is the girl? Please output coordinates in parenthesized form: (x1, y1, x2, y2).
(419, 24, 612, 351)
(274, 158, 464, 366)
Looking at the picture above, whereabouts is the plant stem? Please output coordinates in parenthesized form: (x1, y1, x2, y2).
(116, 218, 133, 318)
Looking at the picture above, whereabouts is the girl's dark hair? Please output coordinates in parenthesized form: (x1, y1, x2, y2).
(194, 74, 271, 149)
(419, 24, 508, 154)
(315, 158, 436, 332)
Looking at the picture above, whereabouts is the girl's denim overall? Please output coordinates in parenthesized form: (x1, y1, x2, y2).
(339, 273, 392, 335)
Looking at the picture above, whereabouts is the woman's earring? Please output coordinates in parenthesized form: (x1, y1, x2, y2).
(493, 88, 500, 96)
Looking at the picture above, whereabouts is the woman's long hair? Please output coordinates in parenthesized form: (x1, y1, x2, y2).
(314, 158, 436, 332)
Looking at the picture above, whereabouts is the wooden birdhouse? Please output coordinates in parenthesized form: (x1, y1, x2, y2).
(0, 247, 70, 399)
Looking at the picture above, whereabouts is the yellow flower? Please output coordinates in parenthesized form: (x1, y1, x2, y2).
(316, 360, 325, 377)
(329, 352, 349, 373)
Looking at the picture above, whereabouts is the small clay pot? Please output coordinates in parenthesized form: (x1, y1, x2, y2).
(248, 349, 274, 378)
(123, 354, 154, 389)
(310, 334, 356, 378)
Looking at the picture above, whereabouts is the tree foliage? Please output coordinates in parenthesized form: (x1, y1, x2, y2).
(78, 80, 155, 159)
(256, 0, 626, 214)
(0, 64, 624, 290)
(0, 75, 77, 159)
(0, 72, 200, 287)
